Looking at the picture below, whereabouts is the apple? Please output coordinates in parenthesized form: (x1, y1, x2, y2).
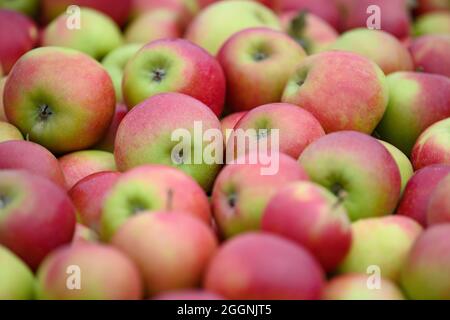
(212, 153, 309, 238)
(102, 44, 143, 102)
(262, 181, 351, 272)
(0, 0, 40, 17)
(4, 47, 116, 154)
(220, 111, 246, 144)
(414, 12, 450, 36)
(376, 72, 450, 155)
(153, 289, 224, 300)
(122, 39, 225, 116)
(217, 28, 306, 111)
(329, 28, 413, 75)
(416, 0, 450, 14)
(185, 0, 281, 55)
(411, 118, 450, 170)
(409, 35, 450, 78)
(101, 164, 211, 240)
(0, 77, 6, 121)
(281, 51, 389, 134)
(322, 274, 405, 300)
(94, 104, 128, 152)
(338, 216, 422, 282)
(124, 9, 181, 44)
(114, 93, 222, 191)
(229, 103, 325, 159)
(379, 140, 414, 193)
(427, 174, 450, 225)
(58, 150, 117, 189)
(0, 245, 34, 300)
(0, 9, 38, 74)
(0, 140, 66, 188)
(400, 224, 450, 300)
(281, 11, 338, 54)
(0, 170, 76, 269)
(36, 243, 143, 300)
(0, 121, 23, 143)
(72, 223, 99, 243)
(299, 131, 401, 221)
(42, 7, 123, 60)
(111, 212, 218, 297)
(204, 232, 325, 300)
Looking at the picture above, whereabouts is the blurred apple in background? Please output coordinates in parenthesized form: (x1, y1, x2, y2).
(414, 12, 450, 35)
(0, 0, 40, 17)
(415, 0, 450, 14)
(427, 174, 450, 225)
(0, 77, 6, 121)
(94, 104, 128, 152)
(379, 140, 414, 193)
(0, 121, 23, 143)
(409, 35, 450, 77)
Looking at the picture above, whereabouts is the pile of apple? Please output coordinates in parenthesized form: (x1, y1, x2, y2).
(0, 0, 450, 300)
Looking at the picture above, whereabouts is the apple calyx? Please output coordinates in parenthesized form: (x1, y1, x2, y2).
(330, 182, 348, 209)
(227, 192, 237, 208)
(38, 104, 53, 121)
(252, 51, 268, 62)
(0, 194, 11, 209)
(151, 68, 166, 82)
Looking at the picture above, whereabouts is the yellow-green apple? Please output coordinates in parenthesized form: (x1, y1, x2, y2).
(414, 12, 450, 36)
(411, 118, 450, 170)
(122, 39, 225, 115)
(102, 44, 143, 102)
(204, 232, 325, 300)
(397, 165, 450, 227)
(36, 243, 143, 300)
(0, 0, 40, 16)
(42, 8, 123, 60)
(281, 11, 338, 54)
(229, 103, 325, 159)
(416, 0, 450, 14)
(217, 28, 306, 111)
(0, 170, 76, 269)
(220, 111, 246, 144)
(0, 77, 6, 121)
(69, 171, 120, 233)
(58, 150, 116, 189)
(282, 51, 389, 134)
(114, 93, 222, 190)
(376, 72, 450, 155)
(101, 165, 211, 240)
(41, 0, 132, 27)
(124, 9, 181, 44)
(0, 121, 23, 142)
(72, 223, 99, 244)
(94, 104, 128, 152)
(299, 131, 401, 221)
(185, 0, 281, 55)
(338, 216, 422, 282)
(409, 35, 450, 77)
(400, 224, 450, 300)
(153, 290, 224, 300)
(262, 181, 351, 272)
(0, 9, 38, 74)
(427, 175, 450, 225)
(4, 47, 116, 154)
(0, 140, 66, 188)
(212, 153, 309, 238)
(0, 245, 34, 300)
(329, 28, 413, 74)
(379, 140, 414, 193)
(322, 274, 405, 300)
(111, 212, 218, 297)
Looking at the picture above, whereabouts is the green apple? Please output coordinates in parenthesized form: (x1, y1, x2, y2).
(379, 140, 414, 193)
(414, 12, 450, 36)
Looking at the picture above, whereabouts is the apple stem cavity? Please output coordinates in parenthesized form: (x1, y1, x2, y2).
(227, 192, 237, 208)
(0, 194, 11, 209)
(38, 104, 53, 121)
(151, 68, 166, 82)
(330, 183, 348, 209)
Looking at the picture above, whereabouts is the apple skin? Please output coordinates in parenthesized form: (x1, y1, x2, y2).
(262, 181, 351, 272)
(0, 77, 6, 121)
(204, 232, 325, 300)
(36, 243, 143, 300)
(101, 164, 211, 240)
(122, 39, 225, 116)
(0, 9, 38, 74)
(322, 274, 405, 300)
(94, 104, 128, 152)
(0, 0, 40, 17)
(427, 175, 450, 225)
(185, 0, 281, 55)
(217, 28, 306, 112)
(4, 47, 116, 154)
(329, 28, 414, 75)
(0, 245, 35, 300)
(58, 150, 116, 189)
(299, 131, 401, 221)
(0, 140, 66, 188)
(282, 51, 388, 134)
(230, 103, 325, 159)
(69, 171, 120, 233)
(376, 72, 450, 155)
(0, 121, 23, 143)
(153, 290, 224, 300)
(72, 223, 99, 243)
(379, 140, 414, 193)
(411, 118, 450, 170)
(220, 111, 246, 144)
(0, 170, 76, 270)
(416, 0, 450, 14)
(111, 212, 218, 297)
(42, 8, 123, 60)
(414, 12, 450, 36)
(400, 224, 450, 300)
(212, 153, 309, 238)
(338, 216, 422, 282)
(114, 93, 222, 191)
(409, 35, 450, 78)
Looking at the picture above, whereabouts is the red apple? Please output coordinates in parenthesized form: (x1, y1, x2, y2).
(153, 289, 224, 300)
(95, 103, 128, 152)
(409, 35, 450, 78)
(416, 0, 450, 14)
(427, 173, 450, 225)
(220, 111, 246, 144)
